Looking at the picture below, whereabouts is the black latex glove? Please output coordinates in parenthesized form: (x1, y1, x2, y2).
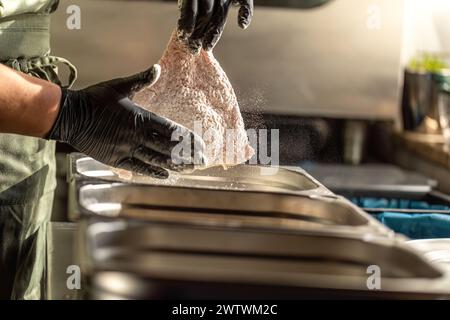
(48, 65, 206, 179)
(177, 0, 254, 53)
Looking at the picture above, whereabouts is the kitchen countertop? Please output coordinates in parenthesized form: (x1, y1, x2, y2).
(394, 131, 450, 168)
(303, 163, 436, 198)
(393, 131, 450, 193)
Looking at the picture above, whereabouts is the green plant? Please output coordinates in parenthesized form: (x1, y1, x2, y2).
(408, 53, 448, 73)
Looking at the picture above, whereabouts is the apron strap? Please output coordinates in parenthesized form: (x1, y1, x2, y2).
(4, 55, 77, 88)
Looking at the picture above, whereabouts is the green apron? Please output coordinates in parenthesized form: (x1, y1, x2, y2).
(0, 0, 76, 300)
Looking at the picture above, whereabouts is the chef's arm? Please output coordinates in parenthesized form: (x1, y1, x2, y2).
(0, 63, 61, 137)
(0, 63, 205, 178)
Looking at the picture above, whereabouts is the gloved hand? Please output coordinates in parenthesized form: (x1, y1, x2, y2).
(177, 0, 254, 53)
(48, 65, 206, 179)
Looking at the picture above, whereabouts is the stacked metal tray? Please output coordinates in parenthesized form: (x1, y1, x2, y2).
(68, 153, 392, 237)
(67, 153, 450, 299)
(79, 219, 450, 299)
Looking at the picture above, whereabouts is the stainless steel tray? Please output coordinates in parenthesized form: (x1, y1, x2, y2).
(68, 153, 450, 298)
(407, 239, 450, 266)
(68, 153, 327, 194)
(303, 164, 437, 198)
(77, 183, 392, 237)
(68, 153, 391, 237)
(77, 219, 450, 299)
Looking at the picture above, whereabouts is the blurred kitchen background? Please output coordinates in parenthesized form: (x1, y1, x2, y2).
(49, 0, 450, 210)
(49, 0, 450, 163)
(45, 0, 450, 299)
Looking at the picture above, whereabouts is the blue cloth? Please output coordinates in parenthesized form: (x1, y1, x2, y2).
(350, 197, 450, 211)
(374, 212, 450, 239)
(349, 198, 450, 239)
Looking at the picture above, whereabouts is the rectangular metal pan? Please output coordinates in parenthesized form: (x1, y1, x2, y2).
(68, 153, 391, 237)
(304, 164, 437, 199)
(77, 219, 450, 299)
(68, 153, 329, 196)
(77, 183, 393, 237)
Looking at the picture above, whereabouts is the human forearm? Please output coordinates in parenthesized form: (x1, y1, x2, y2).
(0, 64, 61, 137)
(0, 63, 205, 177)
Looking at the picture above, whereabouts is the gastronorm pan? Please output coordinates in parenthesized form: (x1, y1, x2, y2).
(68, 153, 392, 236)
(76, 183, 393, 237)
(68, 153, 327, 194)
(77, 218, 450, 299)
(68, 153, 331, 221)
(68, 153, 450, 298)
